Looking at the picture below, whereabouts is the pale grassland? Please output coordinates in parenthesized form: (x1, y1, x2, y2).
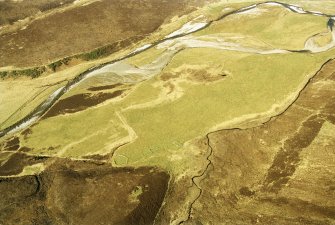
(20, 46, 335, 174)
(199, 1, 263, 20)
(129, 186, 143, 203)
(281, 0, 335, 15)
(0, 28, 155, 130)
(111, 48, 335, 170)
(0, 82, 67, 130)
(195, 4, 328, 50)
(0, 58, 99, 129)
(18, 163, 45, 176)
(5, 0, 335, 176)
(116, 78, 162, 108)
(196, 33, 275, 49)
(20, 77, 162, 157)
(23, 107, 129, 157)
(313, 33, 333, 47)
(0, 0, 240, 129)
(0, 0, 292, 131)
(154, 1, 264, 38)
(126, 48, 166, 67)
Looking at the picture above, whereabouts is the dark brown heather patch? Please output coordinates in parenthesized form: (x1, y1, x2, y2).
(0, 159, 170, 225)
(260, 197, 335, 219)
(0, 0, 76, 26)
(121, 170, 170, 225)
(18, 146, 33, 153)
(87, 83, 123, 91)
(160, 72, 180, 81)
(2, 137, 20, 151)
(328, 115, 335, 125)
(0, 152, 47, 176)
(43, 90, 125, 118)
(4, 137, 19, 147)
(5, 144, 20, 151)
(284, 115, 325, 150)
(82, 154, 110, 161)
(239, 187, 255, 197)
(188, 68, 226, 82)
(21, 128, 32, 140)
(264, 115, 325, 193)
(0, 0, 204, 68)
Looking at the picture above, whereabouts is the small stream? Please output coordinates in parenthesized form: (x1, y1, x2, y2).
(0, 1, 334, 138)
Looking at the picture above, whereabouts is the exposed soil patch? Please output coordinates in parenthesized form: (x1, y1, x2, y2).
(160, 72, 180, 81)
(160, 67, 226, 83)
(163, 82, 176, 94)
(0, 159, 170, 225)
(188, 68, 226, 82)
(239, 187, 255, 197)
(0, 0, 204, 67)
(43, 90, 125, 118)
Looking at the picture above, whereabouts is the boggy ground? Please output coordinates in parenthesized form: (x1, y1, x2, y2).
(0, 0, 203, 68)
(183, 59, 335, 224)
(0, 157, 169, 225)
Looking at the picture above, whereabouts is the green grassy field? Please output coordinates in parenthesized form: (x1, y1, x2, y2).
(313, 32, 333, 47)
(195, 4, 328, 50)
(20, 46, 335, 175)
(281, 0, 335, 15)
(5, 0, 335, 177)
(2, 2, 335, 225)
(112, 48, 335, 169)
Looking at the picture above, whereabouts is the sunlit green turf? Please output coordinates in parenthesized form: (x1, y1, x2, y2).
(12, 0, 335, 177)
(195, 4, 328, 50)
(112, 47, 335, 170)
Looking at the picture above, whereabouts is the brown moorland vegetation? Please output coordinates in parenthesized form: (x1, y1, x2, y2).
(0, 0, 204, 68)
(0, 157, 169, 225)
(0, 0, 75, 26)
(178, 59, 335, 225)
